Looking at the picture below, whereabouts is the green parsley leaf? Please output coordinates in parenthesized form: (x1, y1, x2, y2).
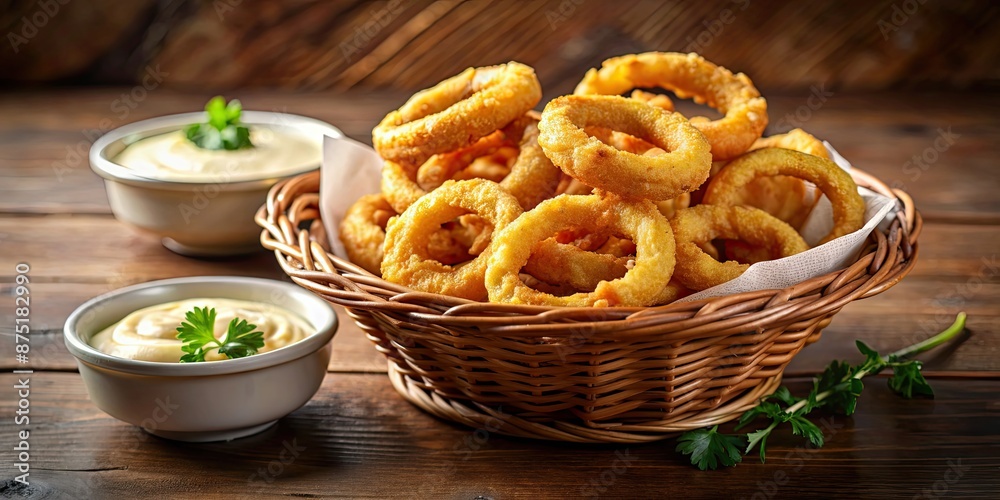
(744, 426, 773, 463)
(886, 359, 934, 398)
(184, 96, 253, 151)
(176, 306, 265, 362)
(855, 340, 888, 375)
(788, 415, 824, 447)
(217, 318, 265, 359)
(676, 425, 745, 470)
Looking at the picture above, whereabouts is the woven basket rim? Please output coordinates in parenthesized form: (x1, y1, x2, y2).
(254, 167, 919, 331)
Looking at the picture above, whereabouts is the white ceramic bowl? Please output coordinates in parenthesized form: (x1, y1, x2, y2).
(63, 276, 338, 442)
(89, 111, 341, 256)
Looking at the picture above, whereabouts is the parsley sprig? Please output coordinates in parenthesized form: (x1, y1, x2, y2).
(677, 312, 968, 470)
(176, 306, 265, 363)
(184, 96, 254, 150)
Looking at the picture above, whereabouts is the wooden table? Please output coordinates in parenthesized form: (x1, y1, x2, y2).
(1, 89, 997, 498)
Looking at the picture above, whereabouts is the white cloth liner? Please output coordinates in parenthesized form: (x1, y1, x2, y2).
(319, 135, 897, 301)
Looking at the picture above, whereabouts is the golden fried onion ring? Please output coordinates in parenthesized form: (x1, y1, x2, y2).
(523, 239, 629, 292)
(575, 52, 767, 161)
(486, 194, 676, 307)
(339, 194, 395, 275)
(671, 205, 809, 291)
(749, 128, 830, 159)
(499, 120, 563, 210)
(382, 179, 522, 301)
(372, 62, 542, 167)
(704, 148, 865, 245)
(383, 115, 560, 212)
(538, 95, 712, 201)
(416, 128, 515, 190)
(737, 128, 831, 229)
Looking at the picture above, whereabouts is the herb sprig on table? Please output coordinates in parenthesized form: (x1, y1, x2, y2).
(184, 96, 254, 151)
(176, 306, 265, 362)
(677, 312, 968, 470)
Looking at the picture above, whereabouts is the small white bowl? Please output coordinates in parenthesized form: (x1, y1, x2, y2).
(89, 111, 341, 256)
(63, 276, 337, 442)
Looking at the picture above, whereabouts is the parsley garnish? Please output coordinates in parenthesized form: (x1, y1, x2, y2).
(676, 425, 745, 470)
(176, 306, 265, 362)
(677, 312, 967, 469)
(184, 96, 253, 150)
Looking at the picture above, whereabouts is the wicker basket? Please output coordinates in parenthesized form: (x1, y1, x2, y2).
(255, 169, 919, 443)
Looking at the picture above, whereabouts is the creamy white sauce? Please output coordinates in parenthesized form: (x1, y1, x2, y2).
(112, 127, 321, 182)
(89, 298, 311, 362)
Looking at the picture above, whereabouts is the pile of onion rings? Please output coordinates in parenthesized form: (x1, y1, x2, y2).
(340, 52, 866, 307)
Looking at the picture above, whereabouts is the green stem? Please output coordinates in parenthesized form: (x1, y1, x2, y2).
(889, 312, 967, 359)
(779, 312, 967, 415)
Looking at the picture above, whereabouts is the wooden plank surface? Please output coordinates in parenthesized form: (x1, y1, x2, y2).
(1, 372, 997, 499)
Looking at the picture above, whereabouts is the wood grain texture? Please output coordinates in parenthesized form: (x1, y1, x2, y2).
(3, 0, 1000, 92)
(0, 372, 997, 499)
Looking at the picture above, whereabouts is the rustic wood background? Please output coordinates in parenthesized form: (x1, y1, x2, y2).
(2, 0, 999, 93)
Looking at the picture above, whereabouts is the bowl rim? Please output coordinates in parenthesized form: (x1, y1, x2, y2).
(63, 276, 338, 376)
(89, 110, 342, 189)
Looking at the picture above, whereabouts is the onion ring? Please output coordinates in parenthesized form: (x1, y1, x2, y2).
(630, 89, 675, 111)
(372, 62, 542, 167)
(671, 205, 809, 290)
(446, 147, 516, 184)
(703, 148, 865, 244)
(416, 129, 516, 190)
(523, 239, 630, 292)
(574, 51, 768, 161)
(499, 120, 563, 210)
(748, 128, 830, 159)
(338, 194, 395, 275)
(538, 95, 712, 201)
(737, 128, 831, 229)
(383, 114, 561, 212)
(486, 194, 676, 307)
(380, 159, 426, 214)
(381, 179, 522, 301)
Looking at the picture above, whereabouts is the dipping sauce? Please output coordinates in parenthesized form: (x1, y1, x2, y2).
(89, 298, 311, 362)
(112, 127, 321, 182)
